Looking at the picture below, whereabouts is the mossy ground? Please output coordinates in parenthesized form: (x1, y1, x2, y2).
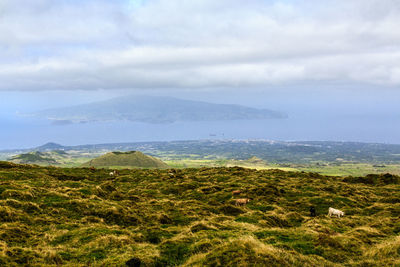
(0, 161, 399, 266)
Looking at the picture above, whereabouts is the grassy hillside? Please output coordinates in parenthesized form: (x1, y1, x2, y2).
(0, 162, 399, 266)
(81, 151, 169, 169)
(8, 151, 59, 165)
(8, 150, 92, 167)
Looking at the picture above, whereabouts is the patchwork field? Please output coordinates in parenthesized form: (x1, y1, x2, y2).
(4, 140, 400, 177)
(165, 159, 400, 177)
(0, 162, 399, 266)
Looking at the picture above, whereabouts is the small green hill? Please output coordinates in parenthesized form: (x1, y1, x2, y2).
(8, 151, 58, 165)
(81, 151, 169, 169)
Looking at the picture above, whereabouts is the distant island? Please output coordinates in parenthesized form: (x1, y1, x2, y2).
(31, 95, 287, 124)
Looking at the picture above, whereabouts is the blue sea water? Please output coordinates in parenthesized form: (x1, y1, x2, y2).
(1, 88, 399, 150)
(1, 111, 399, 150)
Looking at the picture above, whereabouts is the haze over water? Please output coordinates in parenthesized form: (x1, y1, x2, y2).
(1, 89, 399, 150)
(1, 115, 398, 150)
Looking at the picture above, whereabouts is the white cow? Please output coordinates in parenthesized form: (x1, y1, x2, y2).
(328, 207, 345, 218)
(109, 170, 119, 177)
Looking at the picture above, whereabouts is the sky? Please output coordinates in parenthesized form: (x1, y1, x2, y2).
(0, 0, 399, 91)
(0, 0, 399, 148)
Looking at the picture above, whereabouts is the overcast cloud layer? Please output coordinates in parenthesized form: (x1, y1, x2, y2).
(1, 0, 400, 91)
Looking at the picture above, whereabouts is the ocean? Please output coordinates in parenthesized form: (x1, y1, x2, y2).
(1, 111, 399, 150)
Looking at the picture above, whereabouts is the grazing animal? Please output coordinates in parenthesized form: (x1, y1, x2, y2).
(235, 198, 250, 206)
(232, 190, 241, 195)
(89, 166, 96, 171)
(328, 207, 344, 218)
(310, 206, 316, 217)
(109, 170, 119, 177)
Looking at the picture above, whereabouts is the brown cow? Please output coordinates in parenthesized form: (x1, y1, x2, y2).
(235, 198, 250, 206)
(232, 190, 241, 195)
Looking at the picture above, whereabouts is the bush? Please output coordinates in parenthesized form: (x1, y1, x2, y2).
(156, 240, 192, 266)
(1, 190, 34, 201)
(343, 173, 400, 185)
(159, 214, 173, 224)
(190, 223, 214, 233)
(5, 247, 37, 265)
(144, 229, 174, 244)
(263, 215, 290, 228)
(249, 204, 275, 212)
(219, 205, 245, 216)
(286, 212, 304, 227)
(125, 257, 142, 267)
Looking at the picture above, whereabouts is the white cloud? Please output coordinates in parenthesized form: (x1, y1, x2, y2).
(0, 0, 399, 91)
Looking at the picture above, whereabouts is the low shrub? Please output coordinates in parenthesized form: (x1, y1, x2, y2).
(219, 205, 245, 216)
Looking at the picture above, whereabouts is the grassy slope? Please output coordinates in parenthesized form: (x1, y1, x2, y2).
(0, 162, 399, 266)
(9, 152, 58, 165)
(7, 151, 93, 168)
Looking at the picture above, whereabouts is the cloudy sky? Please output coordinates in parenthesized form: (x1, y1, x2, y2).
(0, 0, 399, 92)
(0, 0, 400, 148)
